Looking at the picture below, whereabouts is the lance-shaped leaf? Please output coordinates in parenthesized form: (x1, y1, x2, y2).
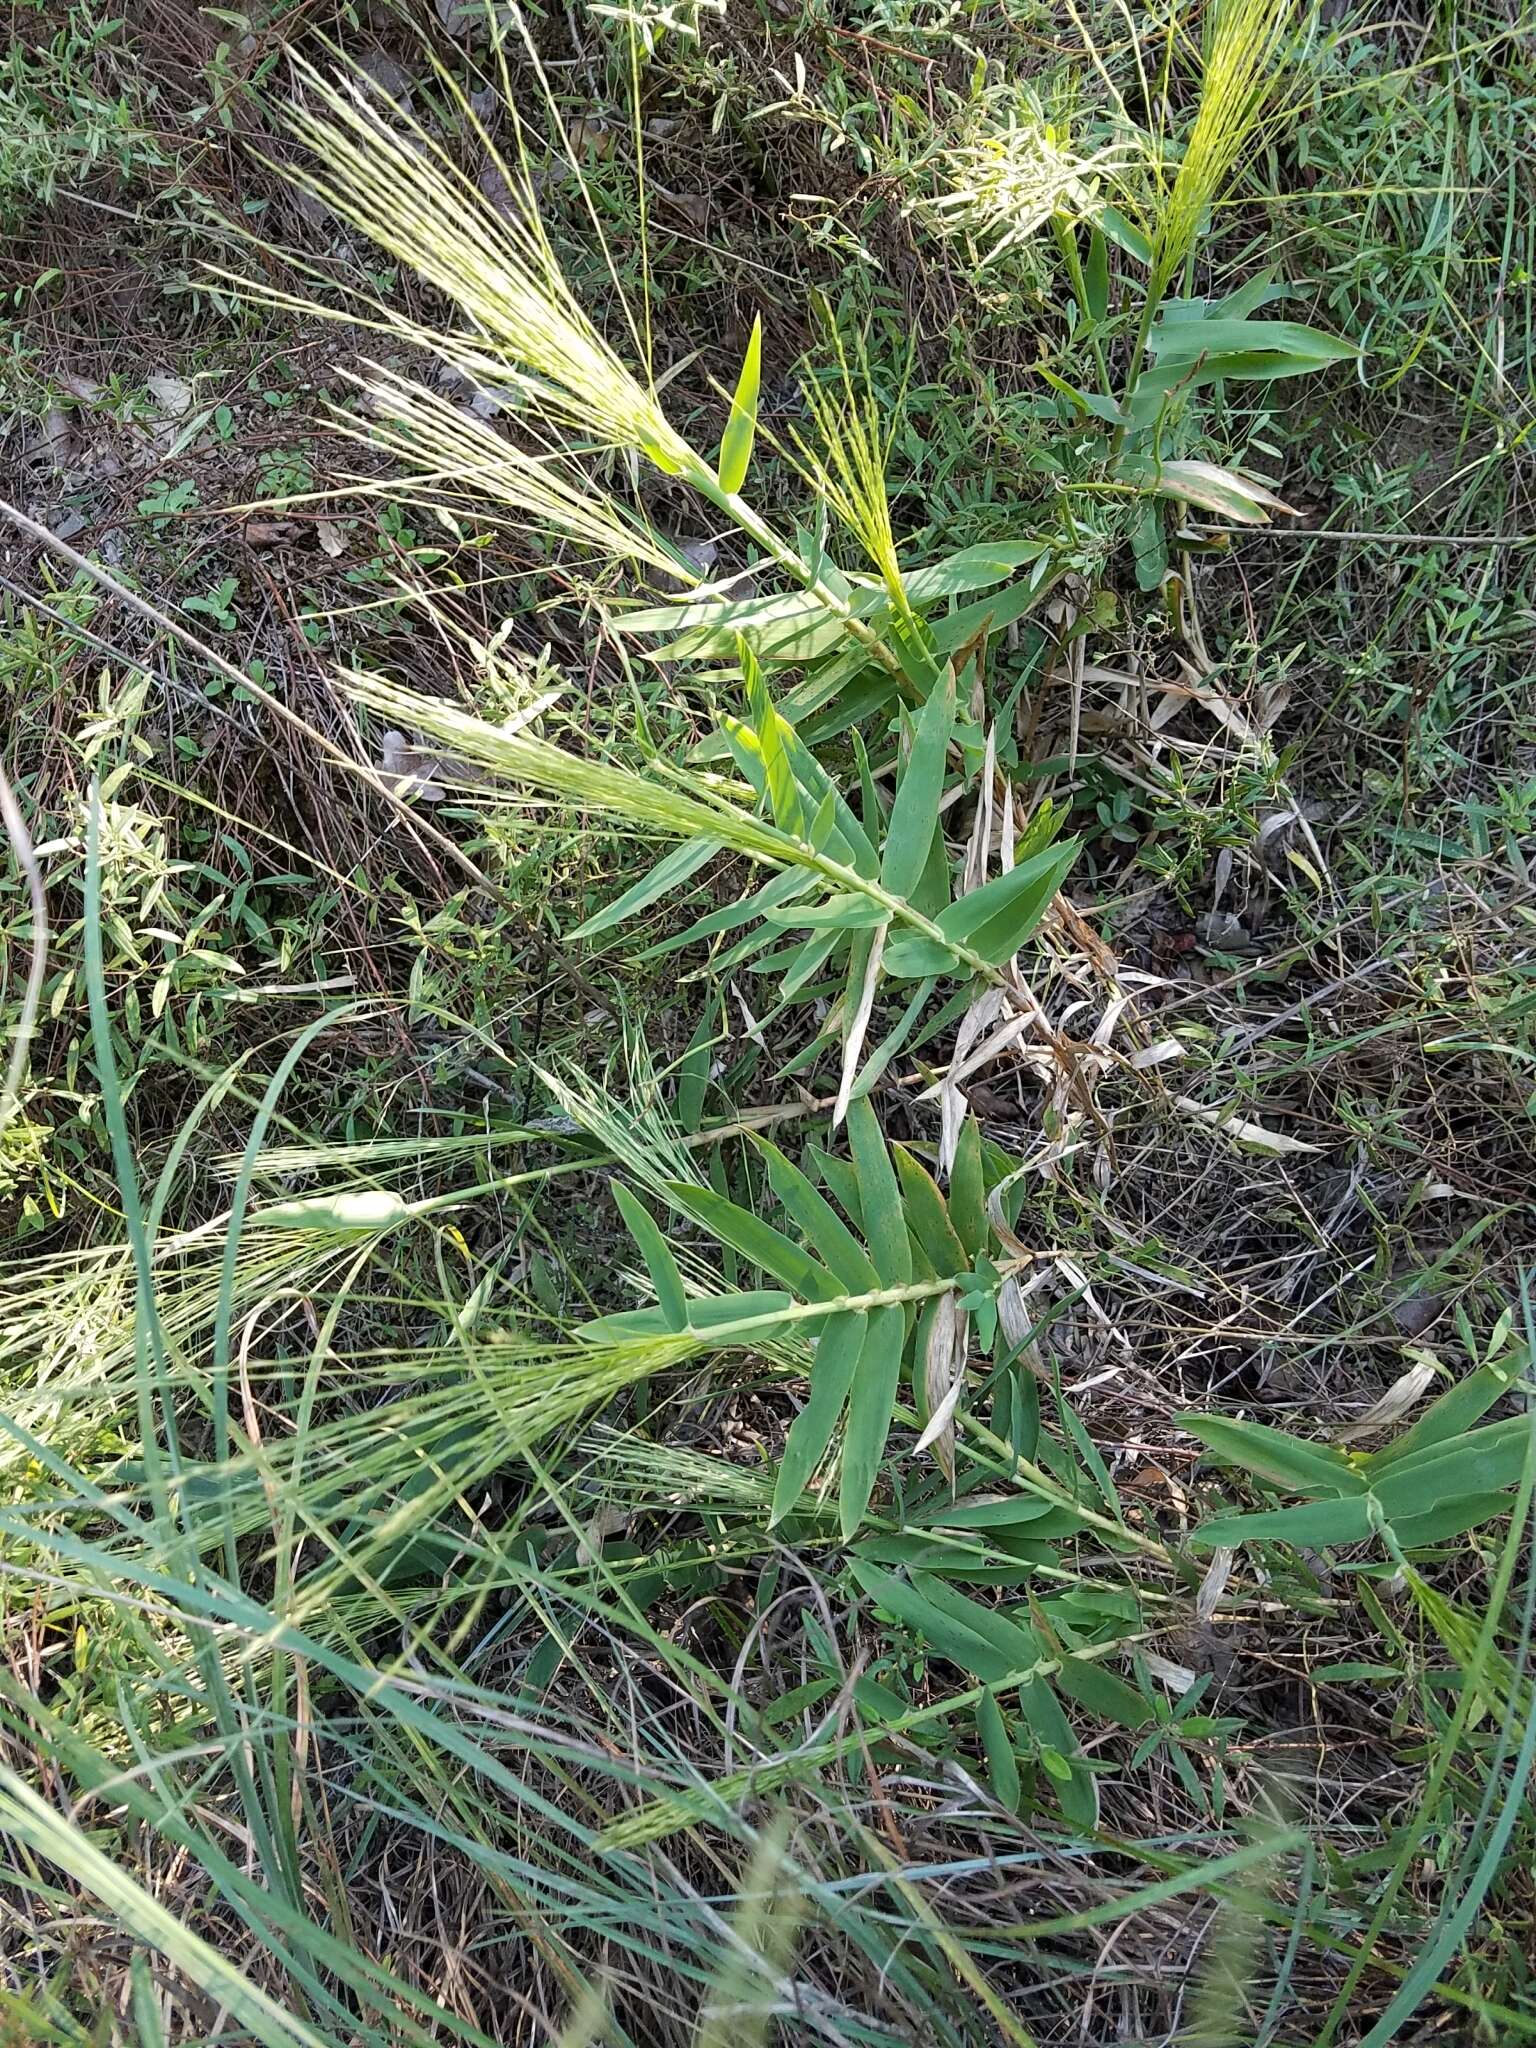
(612, 1184, 688, 1333)
(846, 1097, 911, 1287)
(879, 669, 955, 902)
(849, 1562, 1043, 1685)
(934, 837, 1079, 965)
(835, 1310, 909, 1540)
(578, 1288, 794, 1342)
(977, 1686, 1021, 1809)
(1180, 1413, 1369, 1497)
(571, 834, 722, 942)
(1189, 1495, 1376, 1551)
(717, 313, 762, 495)
(663, 1181, 842, 1302)
(771, 1308, 868, 1524)
(1362, 1359, 1527, 1470)
(841, 1302, 907, 1537)
(948, 1116, 988, 1250)
(892, 1145, 968, 1276)
(1369, 1415, 1533, 1517)
(744, 641, 807, 837)
(1146, 314, 1360, 371)
(751, 1134, 878, 1291)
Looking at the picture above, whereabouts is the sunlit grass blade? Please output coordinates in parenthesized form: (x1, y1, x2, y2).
(0, 1775, 323, 2048)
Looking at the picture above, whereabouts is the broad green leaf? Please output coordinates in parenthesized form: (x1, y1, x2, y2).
(853, 1532, 1054, 1585)
(808, 786, 839, 852)
(1036, 363, 1124, 423)
(849, 1561, 1030, 1683)
(1098, 203, 1151, 265)
(853, 727, 881, 841)
(719, 712, 769, 796)
(612, 1184, 688, 1333)
(1364, 1361, 1525, 1470)
(1189, 1496, 1377, 1550)
(810, 1145, 864, 1237)
(777, 720, 880, 876)
(665, 1181, 841, 1301)
(1052, 1655, 1155, 1731)
(1056, 1393, 1127, 1526)
(914, 1572, 1044, 1672)
(1016, 1675, 1097, 1827)
(780, 577, 1049, 738)
(1134, 351, 1353, 409)
(1147, 316, 1359, 367)
(841, 1302, 907, 1537)
(1164, 276, 1292, 323)
(763, 893, 887, 931)
(773, 928, 842, 1001)
(744, 645, 806, 837)
(1371, 1416, 1532, 1517)
(915, 1494, 1072, 1531)
(1179, 1413, 1368, 1496)
(879, 670, 954, 901)
(619, 586, 824, 640)
(910, 773, 957, 917)
(752, 1136, 878, 1290)
(1132, 498, 1167, 590)
(571, 835, 721, 941)
(717, 313, 762, 495)
(1045, 1584, 1138, 1636)
(882, 931, 956, 979)
(850, 1673, 911, 1724)
(1389, 1492, 1518, 1548)
(976, 1686, 1020, 1809)
(902, 542, 1049, 605)
(578, 1288, 792, 1342)
(771, 1309, 868, 1523)
(846, 1098, 911, 1286)
(1083, 223, 1109, 323)
(674, 1002, 716, 1133)
(783, 661, 892, 745)
(935, 839, 1077, 965)
(892, 1145, 967, 1276)
(712, 913, 804, 977)
(636, 590, 856, 667)
(948, 1117, 987, 1254)
(795, 523, 850, 591)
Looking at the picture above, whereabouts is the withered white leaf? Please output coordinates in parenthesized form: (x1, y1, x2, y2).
(832, 921, 887, 1129)
(916, 1289, 968, 1484)
(1329, 1354, 1440, 1443)
(1175, 1095, 1320, 1156)
(936, 985, 1005, 1177)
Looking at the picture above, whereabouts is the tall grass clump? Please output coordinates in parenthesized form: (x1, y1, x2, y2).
(5, 0, 1534, 2043)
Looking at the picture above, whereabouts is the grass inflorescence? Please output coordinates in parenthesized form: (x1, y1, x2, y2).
(1, 0, 1534, 2041)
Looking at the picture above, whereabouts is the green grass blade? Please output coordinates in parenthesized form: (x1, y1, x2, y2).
(716, 313, 762, 495)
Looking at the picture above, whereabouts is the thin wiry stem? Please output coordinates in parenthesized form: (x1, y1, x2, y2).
(0, 753, 46, 1139)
